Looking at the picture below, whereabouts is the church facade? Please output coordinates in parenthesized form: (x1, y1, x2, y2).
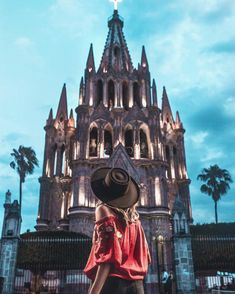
(35, 8, 194, 293)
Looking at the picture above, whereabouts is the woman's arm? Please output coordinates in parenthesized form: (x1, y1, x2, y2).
(96, 203, 115, 220)
(88, 204, 115, 294)
(88, 263, 111, 294)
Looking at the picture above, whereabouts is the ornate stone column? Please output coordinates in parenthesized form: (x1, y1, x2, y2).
(0, 195, 21, 294)
(103, 81, 108, 107)
(129, 82, 133, 108)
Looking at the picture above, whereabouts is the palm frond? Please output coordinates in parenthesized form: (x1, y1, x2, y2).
(200, 184, 212, 195)
(10, 145, 39, 190)
(197, 164, 233, 203)
(10, 161, 16, 169)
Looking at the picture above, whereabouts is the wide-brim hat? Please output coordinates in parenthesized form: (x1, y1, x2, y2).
(90, 167, 140, 209)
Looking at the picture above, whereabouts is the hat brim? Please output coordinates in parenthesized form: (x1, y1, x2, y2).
(91, 167, 140, 209)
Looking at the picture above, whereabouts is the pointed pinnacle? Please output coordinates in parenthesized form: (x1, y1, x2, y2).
(80, 77, 84, 88)
(141, 46, 149, 69)
(176, 111, 181, 124)
(152, 79, 158, 107)
(69, 109, 74, 119)
(68, 109, 75, 128)
(46, 108, 53, 125)
(175, 111, 183, 129)
(86, 43, 95, 72)
(56, 83, 68, 120)
(48, 108, 53, 120)
(162, 86, 173, 122)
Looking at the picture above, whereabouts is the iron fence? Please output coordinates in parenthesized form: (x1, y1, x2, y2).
(191, 235, 235, 272)
(14, 231, 92, 294)
(14, 269, 90, 294)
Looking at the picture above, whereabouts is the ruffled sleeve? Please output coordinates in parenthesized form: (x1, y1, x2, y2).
(94, 216, 123, 266)
(84, 216, 123, 280)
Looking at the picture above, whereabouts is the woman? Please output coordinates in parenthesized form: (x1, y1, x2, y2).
(84, 167, 151, 294)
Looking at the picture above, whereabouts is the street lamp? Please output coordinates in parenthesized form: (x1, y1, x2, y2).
(158, 235, 164, 267)
(156, 234, 164, 294)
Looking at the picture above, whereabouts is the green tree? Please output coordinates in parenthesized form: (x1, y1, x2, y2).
(197, 164, 233, 223)
(10, 145, 39, 211)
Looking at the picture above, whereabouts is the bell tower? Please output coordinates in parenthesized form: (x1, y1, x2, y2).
(36, 84, 75, 230)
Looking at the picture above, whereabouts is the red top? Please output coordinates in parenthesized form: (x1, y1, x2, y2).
(84, 215, 151, 281)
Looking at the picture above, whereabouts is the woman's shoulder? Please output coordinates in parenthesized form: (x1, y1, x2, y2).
(95, 203, 117, 222)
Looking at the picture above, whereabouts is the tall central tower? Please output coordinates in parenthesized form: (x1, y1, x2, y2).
(36, 8, 192, 291)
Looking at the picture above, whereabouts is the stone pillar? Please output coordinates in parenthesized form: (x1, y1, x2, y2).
(114, 82, 118, 108)
(0, 239, 19, 294)
(118, 82, 123, 107)
(0, 194, 21, 294)
(103, 81, 108, 107)
(89, 80, 94, 106)
(170, 145, 176, 179)
(134, 125, 140, 159)
(129, 82, 133, 108)
(173, 236, 196, 294)
(56, 146, 62, 176)
(141, 79, 146, 107)
(172, 197, 196, 294)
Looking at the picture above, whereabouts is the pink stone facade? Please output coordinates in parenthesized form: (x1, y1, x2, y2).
(35, 9, 193, 292)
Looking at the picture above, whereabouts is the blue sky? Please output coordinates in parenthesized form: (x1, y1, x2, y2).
(0, 0, 235, 232)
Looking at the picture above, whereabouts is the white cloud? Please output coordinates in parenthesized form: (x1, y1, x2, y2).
(49, 0, 101, 39)
(200, 148, 224, 162)
(190, 131, 209, 147)
(0, 163, 15, 178)
(147, 1, 235, 100)
(223, 96, 235, 117)
(15, 37, 33, 49)
(13, 37, 44, 68)
(189, 132, 226, 163)
(185, 0, 232, 15)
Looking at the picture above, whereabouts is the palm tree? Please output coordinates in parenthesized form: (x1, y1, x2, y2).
(197, 164, 233, 223)
(10, 145, 39, 211)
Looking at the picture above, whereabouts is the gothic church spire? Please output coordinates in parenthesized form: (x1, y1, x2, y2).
(98, 10, 133, 73)
(56, 83, 68, 121)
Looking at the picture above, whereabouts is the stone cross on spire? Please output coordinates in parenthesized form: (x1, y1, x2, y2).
(110, 0, 122, 10)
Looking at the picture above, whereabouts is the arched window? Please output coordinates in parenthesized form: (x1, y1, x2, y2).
(114, 46, 120, 58)
(104, 130, 113, 157)
(113, 46, 121, 71)
(174, 213, 180, 234)
(180, 215, 186, 234)
(97, 80, 103, 106)
(89, 127, 98, 157)
(165, 145, 171, 179)
(125, 128, 134, 157)
(108, 80, 115, 109)
(133, 82, 141, 107)
(122, 81, 129, 110)
(140, 129, 148, 158)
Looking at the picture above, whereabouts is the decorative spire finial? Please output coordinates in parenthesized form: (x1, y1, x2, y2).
(5, 189, 11, 204)
(110, 0, 122, 11)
